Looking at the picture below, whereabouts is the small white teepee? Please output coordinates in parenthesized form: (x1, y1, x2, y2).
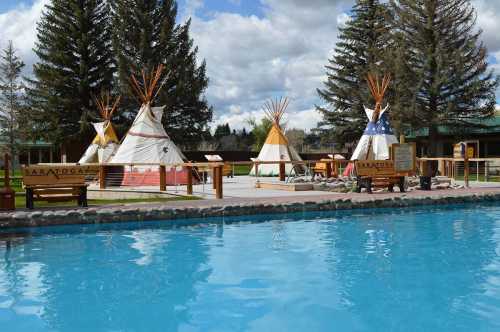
(249, 97, 303, 176)
(350, 74, 398, 161)
(79, 93, 121, 164)
(110, 65, 185, 165)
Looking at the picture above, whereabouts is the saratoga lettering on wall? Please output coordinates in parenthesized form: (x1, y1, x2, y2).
(22, 165, 99, 186)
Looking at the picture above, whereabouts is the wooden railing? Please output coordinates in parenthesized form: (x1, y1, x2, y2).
(37, 159, 350, 199)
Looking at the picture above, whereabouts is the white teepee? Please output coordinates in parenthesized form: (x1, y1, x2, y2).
(250, 97, 303, 176)
(350, 74, 398, 161)
(79, 93, 121, 164)
(110, 104, 185, 164)
(110, 65, 185, 165)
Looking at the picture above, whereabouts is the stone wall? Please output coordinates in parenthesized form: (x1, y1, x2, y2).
(1, 191, 499, 229)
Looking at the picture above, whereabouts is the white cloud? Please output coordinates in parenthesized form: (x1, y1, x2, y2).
(0, 0, 49, 74)
(190, 0, 350, 131)
(183, 0, 204, 18)
(473, 0, 500, 53)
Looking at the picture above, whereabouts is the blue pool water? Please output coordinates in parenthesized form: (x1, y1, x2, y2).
(1, 204, 500, 331)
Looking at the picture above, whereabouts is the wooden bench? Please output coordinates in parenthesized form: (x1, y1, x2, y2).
(22, 165, 96, 209)
(25, 185, 88, 209)
(313, 159, 330, 177)
(204, 155, 234, 182)
(223, 163, 233, 178)
(354, 160, 405, 194)
(313, 159, 339, 178)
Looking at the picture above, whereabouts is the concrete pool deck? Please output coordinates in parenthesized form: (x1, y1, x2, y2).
(87, 176, 344, 200)
(1, 186, 500, 228)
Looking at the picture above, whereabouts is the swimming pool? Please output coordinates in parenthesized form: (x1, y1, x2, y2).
(1, 203, 500, 331)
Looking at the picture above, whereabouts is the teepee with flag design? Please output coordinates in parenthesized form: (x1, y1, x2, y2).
(350, 73, 398, 161)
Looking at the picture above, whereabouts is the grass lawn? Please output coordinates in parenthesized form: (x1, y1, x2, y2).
(0, 169, 23, 192)
(233, 164, 252, 176)
(14, 194, 201, 209)
(454, 174, 500, 182)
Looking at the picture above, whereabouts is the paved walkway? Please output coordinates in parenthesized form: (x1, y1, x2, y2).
(89, 176, 343, 199)
(89, 175, 500, 200)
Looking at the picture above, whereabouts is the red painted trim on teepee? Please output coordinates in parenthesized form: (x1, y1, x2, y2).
(128, 131, 169, 139)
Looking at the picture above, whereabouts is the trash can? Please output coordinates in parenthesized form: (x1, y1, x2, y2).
(419, 176, 432, 191)
(0, 187, 15, 211)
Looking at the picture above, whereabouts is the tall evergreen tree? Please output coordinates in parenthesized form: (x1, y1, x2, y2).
(214, 123, 231, 140)
(317, 0, 392, 144)
(391, 0, 499, 155)
(0, 41, 25, 170)
(111, 0, 212, 149)
(27, 0, 115, 147)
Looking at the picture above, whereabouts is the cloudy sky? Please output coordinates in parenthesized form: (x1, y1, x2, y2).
(0, 0, 499, 132)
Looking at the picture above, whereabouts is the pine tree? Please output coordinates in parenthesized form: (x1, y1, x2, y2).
(111, 0, 212, 149)
(0, 41, 25, 171)
(317, 0, 392, 144)
(27, 0, 115, 147)
(214, 123, 231, 140)
(391, 0, 499, 155)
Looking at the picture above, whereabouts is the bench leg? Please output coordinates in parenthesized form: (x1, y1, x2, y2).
(26, 188, 34, 209)
(355, 177, 362, 193)
(388, 184, 394, 192)
(366, 178, 372, 194)
(356, 177, 372, 194)
(79, 187, 88, 208)
(398, 177, 405, 193)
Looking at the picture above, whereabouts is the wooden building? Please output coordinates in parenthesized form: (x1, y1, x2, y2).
(406, 115, 500, 158)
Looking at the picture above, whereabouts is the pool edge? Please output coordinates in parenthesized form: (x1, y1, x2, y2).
(1, 189, 500, 229)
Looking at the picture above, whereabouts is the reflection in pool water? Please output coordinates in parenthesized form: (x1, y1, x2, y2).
(1, 204, 500, 331)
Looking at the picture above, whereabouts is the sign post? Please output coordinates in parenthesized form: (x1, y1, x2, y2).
(454, 142, 470, 188)
(0, 154, 15, 211)
(390, 143, 417, 175)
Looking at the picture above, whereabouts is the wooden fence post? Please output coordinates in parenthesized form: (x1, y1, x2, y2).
(159, 165, 167, 191)
(217, 165, 223, 199)
(279, 161, 286, 181)
(464, 156, 470, 188)
(212, 165, 217, 189)
(485, 160, 489, 182)
(186, 166, 193, 195)
(438, 159, 445, 176)
(214, 165, 223, 199)
(4, 153, 10, 188)
(254, 162, 260, 188)
(99, 165, 106, 189)
(325, 161, 332, 178)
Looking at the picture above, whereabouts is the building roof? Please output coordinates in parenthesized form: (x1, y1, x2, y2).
(407, 115, 500, 138)
(0, 139, 54, 147)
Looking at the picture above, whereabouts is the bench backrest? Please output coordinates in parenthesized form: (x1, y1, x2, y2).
(314, 159, 333, 171)
(22, 165, 99, 186)
(354, 160, 396, 177)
